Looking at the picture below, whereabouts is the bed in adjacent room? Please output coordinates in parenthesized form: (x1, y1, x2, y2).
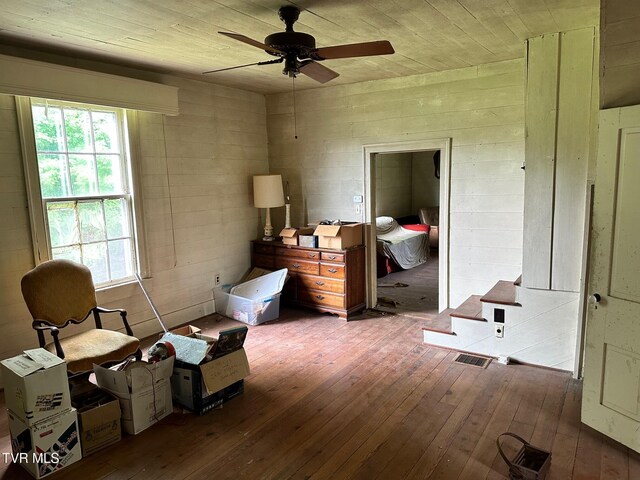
(376, 216, 429, 276)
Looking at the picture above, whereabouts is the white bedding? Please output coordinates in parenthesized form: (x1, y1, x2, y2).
(375, 216, 429, 270)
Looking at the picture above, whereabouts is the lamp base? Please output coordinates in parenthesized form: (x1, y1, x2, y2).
(263, 221, 274, 241)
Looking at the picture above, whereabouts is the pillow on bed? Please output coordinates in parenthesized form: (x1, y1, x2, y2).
(376, 216, 398, 235)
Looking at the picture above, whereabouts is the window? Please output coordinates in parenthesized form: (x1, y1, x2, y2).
(19, 98, 142, 286)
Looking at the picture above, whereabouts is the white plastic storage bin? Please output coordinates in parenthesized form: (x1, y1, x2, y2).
(214, 269, 287, 326)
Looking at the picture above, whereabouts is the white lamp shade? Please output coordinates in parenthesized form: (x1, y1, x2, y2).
(253, 174, 285, 208)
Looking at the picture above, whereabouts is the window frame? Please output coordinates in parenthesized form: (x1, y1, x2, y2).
(16, 96, 149, 288)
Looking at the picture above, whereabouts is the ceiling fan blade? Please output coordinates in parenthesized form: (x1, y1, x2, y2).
(310, 40, 394, 60)
(299, 61, 340, 84)
(203, 58, 283, 75)
(219, 32, 283, 55)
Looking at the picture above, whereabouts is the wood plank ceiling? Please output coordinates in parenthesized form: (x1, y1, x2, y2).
(0, 0, 598, 94)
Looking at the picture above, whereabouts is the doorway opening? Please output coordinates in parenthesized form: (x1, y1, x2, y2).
(363, 139, 451, 315)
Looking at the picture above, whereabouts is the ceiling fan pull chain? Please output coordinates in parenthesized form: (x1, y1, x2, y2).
(293, 76, 298, 140)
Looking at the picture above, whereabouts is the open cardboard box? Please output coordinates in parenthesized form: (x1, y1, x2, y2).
(71, 385, 121, 457)
(93, 356, 174, 435)
(164, 327, 250, 414)
(1, 348, 71, 426)
(280, 227, 314, 246)
(313, 222, 363, 249)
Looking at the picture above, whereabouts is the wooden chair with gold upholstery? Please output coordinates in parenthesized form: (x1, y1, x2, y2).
(21, 259, 141, 375)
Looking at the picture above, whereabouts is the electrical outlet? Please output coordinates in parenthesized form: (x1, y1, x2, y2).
(214, 273, 221, 286)
(355, 204, 362, 214)
(495, 324, 504, 338)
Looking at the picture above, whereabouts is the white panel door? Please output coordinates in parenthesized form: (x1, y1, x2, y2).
(582, 105, 640, 452)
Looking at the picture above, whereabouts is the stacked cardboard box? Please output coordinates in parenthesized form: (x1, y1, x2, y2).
(1, 349, 82, 479)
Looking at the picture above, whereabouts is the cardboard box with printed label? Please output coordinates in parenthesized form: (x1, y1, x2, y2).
(7, 407, 82, 479)
(279, 227, 315, 246)
(71, 385, 121, 457)
(93, 356, 174, 435)
(1, 348, 71, 426)
(313, 223, 363, 249)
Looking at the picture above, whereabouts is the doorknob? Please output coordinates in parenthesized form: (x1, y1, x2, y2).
(589, 293, 602, 307)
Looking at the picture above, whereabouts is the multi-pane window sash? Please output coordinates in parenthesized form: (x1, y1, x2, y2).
(30, 101, 136, 286)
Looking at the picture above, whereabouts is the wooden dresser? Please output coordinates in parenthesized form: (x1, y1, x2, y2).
(252, 240, 366, 320)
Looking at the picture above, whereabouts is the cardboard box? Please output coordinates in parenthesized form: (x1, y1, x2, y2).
(71, 385, 121, 457)
(314, 222, 363, 249)
(171, 359, 245, 414)
(7, 408, 81, 479)
(166, 327, 249, 414)
(159, 324, 202, 339)
(298, 235, 318, 248)
(1, 348, 71, 426)
(199, 348, 250, 394)
(280, 227, 314, 246)
(93, 357, 174, 435)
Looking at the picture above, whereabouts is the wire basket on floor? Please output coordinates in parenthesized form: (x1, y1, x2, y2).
(497, 432, 551, 480)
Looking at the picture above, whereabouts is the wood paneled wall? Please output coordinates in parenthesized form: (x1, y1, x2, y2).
(600, 0, 640, 108)
(375, 152, 413, 218)
(412, 151, 440, 212)
(266, 60, 526, 308)
(522, 28, 597, 292)
(0, 75, 269, 367)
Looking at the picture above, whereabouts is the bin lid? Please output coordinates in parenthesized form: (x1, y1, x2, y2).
(230, 268, 287, 300)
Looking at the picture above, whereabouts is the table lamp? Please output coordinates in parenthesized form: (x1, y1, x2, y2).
(253, 174, 285, 241)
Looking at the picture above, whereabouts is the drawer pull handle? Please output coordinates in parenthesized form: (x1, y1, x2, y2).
(328, 268, 338, 273)
(329, 255, 337, 260)
(315, 295, 325, 300)
(315, 281, 325, 286)
(292, 263, 301, 268)
(308, 253, 316, 258)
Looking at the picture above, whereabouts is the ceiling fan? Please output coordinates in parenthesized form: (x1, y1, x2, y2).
(205, 5, 395, 83)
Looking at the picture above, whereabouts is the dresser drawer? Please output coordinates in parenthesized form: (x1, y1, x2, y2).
(298, 289, 345, 309)
(298, 275, 345, 294)
(275, 257, 319, 275)
(276, 247, 320, 260)
(282, 275, 297, 299)
(320, 263, 345, 279)
(254, 244, 274, 255)
(321, 252, 345, 263)
(253, 254, 274, 269)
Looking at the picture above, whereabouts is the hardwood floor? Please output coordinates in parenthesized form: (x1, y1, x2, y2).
(1, 307, 638, 480)
(377, 251, 439, 316)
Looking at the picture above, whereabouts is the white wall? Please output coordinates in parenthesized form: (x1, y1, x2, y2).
(411, 151, 440, 211)
(375, 152, 412, 218)
(267, 59, 525, 308)
(0, 75, 269, 364)
(600, 0, 640, 108)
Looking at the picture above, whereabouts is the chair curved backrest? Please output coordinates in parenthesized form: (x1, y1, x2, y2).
(21, 259, 97, 327)
(418, 206, 439, 227)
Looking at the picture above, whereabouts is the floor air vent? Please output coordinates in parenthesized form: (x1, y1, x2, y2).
(454, 353, 491, 368)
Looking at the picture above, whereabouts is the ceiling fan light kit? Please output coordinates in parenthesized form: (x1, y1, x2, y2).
(207, 6, 395, 84)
